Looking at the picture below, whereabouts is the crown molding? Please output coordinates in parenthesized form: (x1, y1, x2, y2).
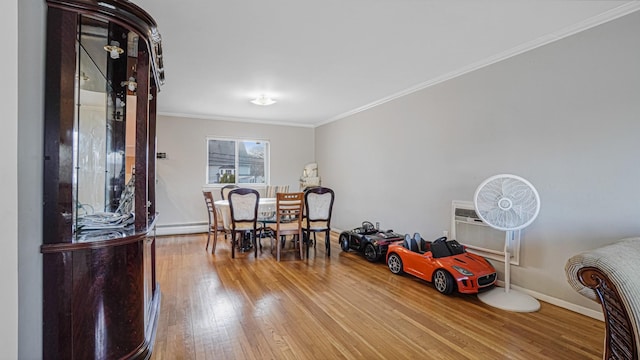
(157, 111, 316, 128)
(316, 1, 640, 128)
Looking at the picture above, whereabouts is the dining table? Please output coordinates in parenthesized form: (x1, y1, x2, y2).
(215, 197, 278, 252)
(214, 197, 277, 230)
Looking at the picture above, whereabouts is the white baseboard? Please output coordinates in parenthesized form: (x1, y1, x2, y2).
(156, 223, 207, 236)
(495, 280, 604, 321)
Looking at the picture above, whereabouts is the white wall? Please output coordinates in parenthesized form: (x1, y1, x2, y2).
(2, 1, 19, 358)
(155, 115, 315, 230)
(14, 3, 639, 355)
(315, 11, 640, 313)
(18, 0, 45, 358)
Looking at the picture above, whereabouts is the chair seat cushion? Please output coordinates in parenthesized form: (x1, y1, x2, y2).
(233, 221, 256, 231)
(303, 220, 329, 230)
(269, 222, 301, 232)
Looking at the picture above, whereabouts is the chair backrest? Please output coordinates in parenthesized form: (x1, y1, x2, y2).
(277, 185, 290, 195)
(202, 190, 217, 226)
(266, 185, 276, 198)
(304, 187, 335, 226)
(228, 188, 259, 227)
(220, 184, 239, 200)
(275, 192, 304, 230)
(267, 185, 290, 198)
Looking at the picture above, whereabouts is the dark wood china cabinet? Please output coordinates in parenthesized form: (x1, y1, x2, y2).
(41, 0, 165, 358)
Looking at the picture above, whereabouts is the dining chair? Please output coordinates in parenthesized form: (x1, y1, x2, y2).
(228, 188, 260, 258)
(220, 184, 239, 200)
(268, 192, 304, 261)
(202, 190, 226, 254)
(266, 185, 276, 198)
(302, 187, 335, 258)
(266, 185, 290, 198)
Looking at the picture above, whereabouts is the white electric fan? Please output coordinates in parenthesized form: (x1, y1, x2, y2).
(473, 174, 541, 312)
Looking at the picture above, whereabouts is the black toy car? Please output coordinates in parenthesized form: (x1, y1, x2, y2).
(339, 221, 404, 262)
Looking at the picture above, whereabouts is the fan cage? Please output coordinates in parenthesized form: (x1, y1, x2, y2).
(473, 174, 540, 231)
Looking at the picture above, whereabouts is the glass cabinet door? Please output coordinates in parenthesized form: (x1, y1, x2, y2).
(72, 15, 141, 240)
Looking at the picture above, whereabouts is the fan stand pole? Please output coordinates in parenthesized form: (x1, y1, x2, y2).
(504, 247, 511, 293)
(477, 231, 540, 312)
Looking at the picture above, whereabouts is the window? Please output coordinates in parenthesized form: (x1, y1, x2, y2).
(207, 138, 269, 185)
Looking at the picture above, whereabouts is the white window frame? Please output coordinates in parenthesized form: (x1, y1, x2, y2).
(206, 137, 270, 186)
(450, 200, 520, 265)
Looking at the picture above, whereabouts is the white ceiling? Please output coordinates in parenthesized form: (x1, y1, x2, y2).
(132, 0, 639, 127)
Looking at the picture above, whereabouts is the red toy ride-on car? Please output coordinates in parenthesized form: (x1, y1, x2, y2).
(386, 234, 497, 295)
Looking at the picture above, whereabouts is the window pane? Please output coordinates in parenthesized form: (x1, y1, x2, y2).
(238, 141, 266, 184)
(208, 139, 236, 184)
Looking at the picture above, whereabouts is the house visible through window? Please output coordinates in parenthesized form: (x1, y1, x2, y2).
(207, 138, 269, 185)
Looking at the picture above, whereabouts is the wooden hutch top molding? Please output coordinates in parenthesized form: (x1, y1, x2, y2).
(46, 0, 165, 88)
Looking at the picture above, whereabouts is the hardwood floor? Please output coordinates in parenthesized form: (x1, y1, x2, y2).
(151, 233, 603, 360)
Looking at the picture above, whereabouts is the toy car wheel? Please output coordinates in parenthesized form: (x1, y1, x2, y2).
(433, 269, 455, 295)
(387, 253, 403, 274)
(339, 234, 350, 252)
(364, 243, 378, 262)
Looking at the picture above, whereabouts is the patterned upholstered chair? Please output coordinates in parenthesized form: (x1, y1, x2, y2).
(266, 185, 290, 198)
(565, 237, 640, 360)
(220, 184, 239, 200)
(302, 187, 335, 258)
(228, 188, 260, 258)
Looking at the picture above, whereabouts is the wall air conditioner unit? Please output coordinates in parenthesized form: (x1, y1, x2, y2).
(450, 200, 520, 265)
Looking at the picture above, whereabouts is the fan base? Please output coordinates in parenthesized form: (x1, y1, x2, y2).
(477, 287, 540, 312)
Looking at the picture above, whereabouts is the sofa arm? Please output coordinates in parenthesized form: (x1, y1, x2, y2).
(565, 237, 640, 360)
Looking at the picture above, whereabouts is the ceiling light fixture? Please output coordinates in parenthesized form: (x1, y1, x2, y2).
(104, 41, 124, 59)
(250, 94, 276, 106)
